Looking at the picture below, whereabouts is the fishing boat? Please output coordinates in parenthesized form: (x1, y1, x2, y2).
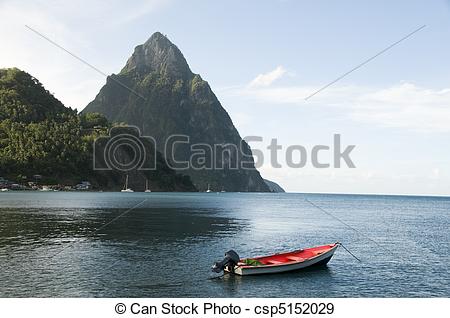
(121, 175, 134, 193)
(212, 243, 339, 276)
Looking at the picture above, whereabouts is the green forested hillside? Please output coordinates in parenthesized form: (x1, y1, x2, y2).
(0, 68, 73, 123)
(0, 68, 91, 181)
(0, 68, 196, 191)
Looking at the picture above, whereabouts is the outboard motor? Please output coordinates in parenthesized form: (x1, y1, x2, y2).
(212, 250, 240, 273)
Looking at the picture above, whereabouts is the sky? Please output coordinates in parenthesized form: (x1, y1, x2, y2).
(1, 0, 450, 195)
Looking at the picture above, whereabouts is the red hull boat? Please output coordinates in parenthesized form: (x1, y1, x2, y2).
(224, 243, 339, 276)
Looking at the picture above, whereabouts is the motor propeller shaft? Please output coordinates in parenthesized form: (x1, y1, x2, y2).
(211, 250, 240, 273)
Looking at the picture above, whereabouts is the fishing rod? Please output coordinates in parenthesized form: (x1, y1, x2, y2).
(304, 197, 416, 264)
(305, 198, 384, 249)
(304, 198, 373, 262)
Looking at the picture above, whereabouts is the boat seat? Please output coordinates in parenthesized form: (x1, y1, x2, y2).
(286, 256, 304, 262)
(266, 260, 284, 265)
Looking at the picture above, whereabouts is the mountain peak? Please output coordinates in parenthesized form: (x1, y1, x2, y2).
(121, 32, 192, 78)
(84, 33, 270, 192)
(146, 31, 169, 43)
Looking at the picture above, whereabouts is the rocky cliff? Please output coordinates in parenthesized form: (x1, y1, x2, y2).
(83, 32, 269, 192)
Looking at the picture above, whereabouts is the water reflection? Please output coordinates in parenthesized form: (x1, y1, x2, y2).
(0, 205, 249, 297)
(213, 266, 335, 297)
(0, 207, 246, 247)
(0, 192, 449, 297)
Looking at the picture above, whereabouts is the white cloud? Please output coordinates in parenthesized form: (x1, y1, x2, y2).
(234, 80, 450, 133)
(248, 65, 287, 88)
(349, 83, 450, 133)
(431, 168, 440, 180)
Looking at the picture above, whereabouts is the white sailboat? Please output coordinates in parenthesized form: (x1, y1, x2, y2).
(145, 179, 151, 193)
(206, 184, 212, 193)
(121, 175, 134, 192)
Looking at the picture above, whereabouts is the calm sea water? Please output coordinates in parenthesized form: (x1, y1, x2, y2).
(0, 192, 448, 297)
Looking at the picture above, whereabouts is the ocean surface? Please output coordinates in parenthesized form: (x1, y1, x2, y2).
(0, 192, 448, 297)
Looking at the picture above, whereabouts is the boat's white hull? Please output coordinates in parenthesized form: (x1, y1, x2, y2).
(228, 244, 339, 276)
(121, 189, 134, 193)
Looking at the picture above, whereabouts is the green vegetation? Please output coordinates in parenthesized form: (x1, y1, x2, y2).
(0, 68, 74, 123)
(0, 68, 196, 191)
(80, 112, 109, 129)
(0, 68, 94, 182)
